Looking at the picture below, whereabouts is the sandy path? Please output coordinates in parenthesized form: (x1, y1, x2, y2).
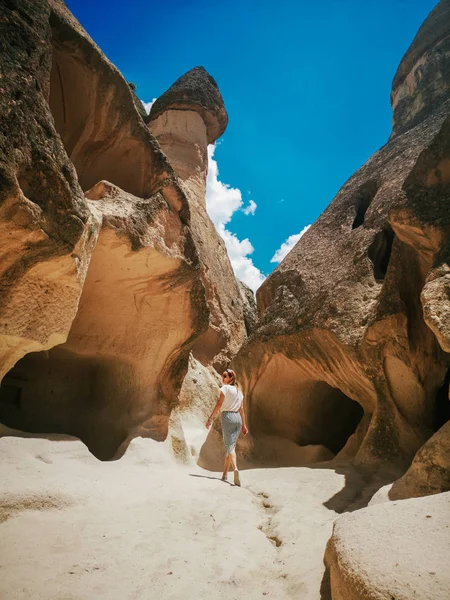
(0, 435, 349, 600)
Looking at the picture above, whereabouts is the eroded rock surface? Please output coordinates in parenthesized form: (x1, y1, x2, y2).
(238, 279, 258, 336)
(233, 0, 450, 474)
(168, 354, 221, 464)
(0, 1, 247, 459)
(0, 0, 94, 379)
(148, 69, 248, 369)
(389, 419, 450, 500)
(323, 492, 450, 600)
(0, 432, 357, 600)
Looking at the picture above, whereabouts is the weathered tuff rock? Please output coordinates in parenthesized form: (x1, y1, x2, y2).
(148, 68, 247, 369)
(237, 279, 258, 336)
(0, 0, 93, 378)
(166, 354, 220, 464)
(0, 0, 247, 459)
(391, 0, 450, 136)
(323, 492, 450, 600)
(233, 0, 450, 472)
(149, 67, 228, 144)
(389, 419, 450, 500)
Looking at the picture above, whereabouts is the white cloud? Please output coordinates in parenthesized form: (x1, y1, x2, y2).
(206, 145, 242, 227)
(206, 145, 265, 292)
(270, 224, 311, 264)
(141, 98, 157, 114)
(242, 200, 257, 216)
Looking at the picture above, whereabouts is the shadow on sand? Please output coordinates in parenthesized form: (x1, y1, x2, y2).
(189, 473, 234, 486)
(306, 461, 402, 514)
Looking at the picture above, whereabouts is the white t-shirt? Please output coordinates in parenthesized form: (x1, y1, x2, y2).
(220, 384, 244, 412)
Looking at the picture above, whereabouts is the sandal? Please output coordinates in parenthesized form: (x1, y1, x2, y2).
(234, 470, 241, 487)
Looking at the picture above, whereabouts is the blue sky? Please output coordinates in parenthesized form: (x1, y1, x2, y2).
(67, 0, 437, 290)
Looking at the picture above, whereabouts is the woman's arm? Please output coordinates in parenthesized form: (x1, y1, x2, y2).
(239, 404, 248, 435)
(205, 392, 225, 429)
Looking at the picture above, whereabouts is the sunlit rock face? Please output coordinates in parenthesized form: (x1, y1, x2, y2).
(323, 491, 450, 600)
(233, 0, 450, 473)
(0, 0, 249, 459)
(0, 0, 94, 380)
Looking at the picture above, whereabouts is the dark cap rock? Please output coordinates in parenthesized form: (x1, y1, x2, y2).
(149, 67, 228, 143)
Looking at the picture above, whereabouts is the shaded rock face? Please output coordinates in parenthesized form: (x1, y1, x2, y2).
(233, 0, 450, 473)
(389, 419, 450, 500)
(0, 1, 247, 459)
(237, 280, 258, 336)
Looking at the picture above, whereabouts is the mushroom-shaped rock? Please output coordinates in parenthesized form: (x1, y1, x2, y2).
(148, 68, 246, 370)
(149, 67, 228, 143)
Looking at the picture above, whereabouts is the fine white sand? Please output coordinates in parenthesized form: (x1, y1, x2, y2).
(3, 431, 448, 600)
(0, 433, 348, 600)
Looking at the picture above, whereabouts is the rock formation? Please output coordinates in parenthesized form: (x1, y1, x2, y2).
(148, 68, 247, 368)
(0, 2, 449, 600)
(389, 419, 450, 500)
(323, 491, 450, 600)
(0, 0, 94, 380)
(233, 0, 450, 474)
(0, 0, 249, 459)
(168, 354, 221, 465)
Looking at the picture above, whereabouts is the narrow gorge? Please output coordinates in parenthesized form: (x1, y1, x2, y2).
(0, 1, 449, 599)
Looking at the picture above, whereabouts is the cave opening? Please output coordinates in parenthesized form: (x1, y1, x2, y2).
(251, 357, 364, 460)
(434, 368, 450, 431)
(0, 348, 127, 460)
(0, 231, 197, 461)
(351, 180, 379, 229)
(368, 227, 394, 281)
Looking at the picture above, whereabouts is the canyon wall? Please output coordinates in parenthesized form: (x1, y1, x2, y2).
(0, 0, 249, 459)
(233, 0, 450, 481)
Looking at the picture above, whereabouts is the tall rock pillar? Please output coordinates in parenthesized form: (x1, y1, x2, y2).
(148, 68, 247, 369)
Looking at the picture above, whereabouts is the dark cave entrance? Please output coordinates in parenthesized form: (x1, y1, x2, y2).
(0, 348, 130, 460)
(251, 356, 364, 460)
(352, 180, 379, 229)
(299, 381, 364, 455)
(368, 227, 394, 281)
(434, 368, 450, 431)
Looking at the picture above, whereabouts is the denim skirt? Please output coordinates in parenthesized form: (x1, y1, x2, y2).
(221, 411, 242, 455)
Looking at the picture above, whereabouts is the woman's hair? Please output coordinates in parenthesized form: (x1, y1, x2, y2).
(225, 368, 239, 389)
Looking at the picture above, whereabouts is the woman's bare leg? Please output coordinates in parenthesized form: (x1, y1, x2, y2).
(229, 449, 237, 471)
(229, 449, 241, 486)
(222, 454, 231, 479)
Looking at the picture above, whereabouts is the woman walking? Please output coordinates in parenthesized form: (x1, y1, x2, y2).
(205, 369, 248, 486)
